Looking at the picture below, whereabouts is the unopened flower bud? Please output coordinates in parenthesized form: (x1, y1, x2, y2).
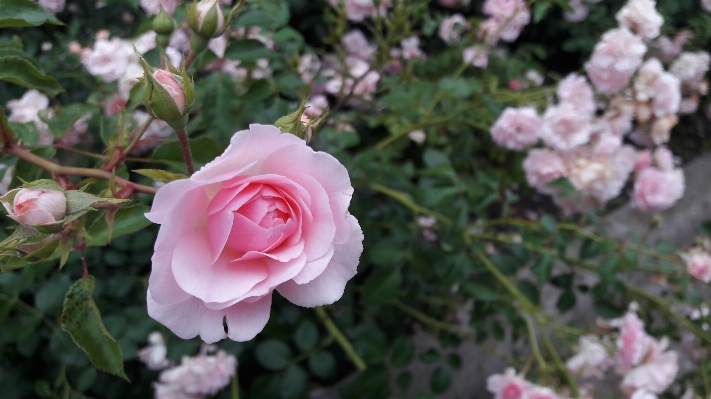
(188, 0, 227, 40)
(275, 102, 312, 141)
(139, 52, 195, 130)
(153, 7, 175, 47)
(4, 188, 67, 227)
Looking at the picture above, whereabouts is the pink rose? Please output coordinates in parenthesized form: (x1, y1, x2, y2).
(490, 107, 541, 150)
(631, 167, 684, 212)
(684, 252, 711, 283)
(154, 69, 187, 114)
(146, 125, 363, 343)
(4, 188, 67, 226)
(486, 368, 531, 399)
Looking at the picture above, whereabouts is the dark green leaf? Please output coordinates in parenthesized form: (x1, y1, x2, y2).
(293, 320, 318, 352)
(86, 204, 151, 247)
(0, 56, 63, 96)
(390, 337, 415, 368)
(517, 280, 540, 305)
(531, 255, 554, 285)
(0, 0, 62, 28)
(580, 238, 601, 259)
(308, 350, 336, 379)
(60, 276, 128, 380)
(279, 365, 307, 399)
(446, 353, 462, 370)
(418, 348, 440, 364)
(224, 39, 275, 62)
(255, 339, 292, 371)
(540, 214, 557, 233)
(429, 367, 451, 393)
(556, 289, 576, 312)
(361, 269, 401, 306)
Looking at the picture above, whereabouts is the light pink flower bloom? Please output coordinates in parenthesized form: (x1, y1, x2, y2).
(343, 30, 376, 61)
(557, 74, 596, 115)
(630, 390, 657, 399)
(490, 107, 540, 150)
(649, 114, 678, 145)
(634, 150, 652, 172)
(438, 14, 470, 44)
(613, 311, 655, 372)
(704, 0, 711, 13)
(298, 53, 321, 84)
(670, 52, 711, 90)
(602, 97, 635, 136)
(482, 0, 526, 21)
(327, 0, 391, 22)
(305, 95, 329, 118)
(527, 387, 558, 399)
(652, 72, 681, 117)
(486, 368, 531, 399)
(154, 383, 204, 399)
(159, 350, 236, 395)
(400, 36, 424, 60)
(620, 338, 679, 395)
(38, 0, 65, 13)
(5, 189, 67, 226)
(564, 0, 589, 22)
(463, 46, 488, 68)
(653, 147, 674, 171)
(615, 0, 663, 41)
(146, 125, 363, 342)
(523, 149, 567, 195)
(539, 104, 592, 151)
(585, 28, 647, 95)
(6, 90, 54, 145)
(632, 167, 685, 212)
(138, 332, 171, 370)
(81, 38, 136, 82)
(139, 0, 181, 15)
(566, 335, 611, 378)
(684, 251, 711, 282)
(566, 143, 636, 202)
(408, 130, 426, 144)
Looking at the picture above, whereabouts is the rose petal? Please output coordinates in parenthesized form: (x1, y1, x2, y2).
(147, 291, 227, 343)
(148, 249, 190, 305)
(262, 146, 353, 244)
(172, 229, 269, 303)
(225, 294, 272, 341)
(291, 244, 335, 285)
(277, 215, 362, 307)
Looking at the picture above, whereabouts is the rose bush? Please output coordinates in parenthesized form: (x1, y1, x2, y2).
(145, 124, 363, 343)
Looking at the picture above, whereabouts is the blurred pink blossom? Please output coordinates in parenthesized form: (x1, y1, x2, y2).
(81, 37, 136, 82)
(400, 36, 424, 60)
(343, 30, 376, 61)
(539, 104, 592, 151)
(585, 28, 646, 95)
(438, 14, 470, 44)
(684, 251, 711, 282)
(327, 0, 391, 22)
(6, 90, 55, 145)
(38, 0, 65, 14)
(523, 149, 567, 195)
(566, 335, 611, 378)
(490, 107, 541, 150)
(670, 52, 711, 91)
(486, 368, 531, 399)
(564, 0, 589, 22)
(438, 0, 471, 7)
(557, 73, 596, 115)
(159, 350, 236, 396)
(631, 167, 685, 212)
(620, 338, 679, 396)
(615, 0, 663, 41)
(139, 0, 181, 15)
(657, 32, 691, 62)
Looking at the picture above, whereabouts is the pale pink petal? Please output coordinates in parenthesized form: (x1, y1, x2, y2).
(148, 249, 190, 305)
(147, 292, 227, 343)
(225, 294, 272, 341)
(145, 179, 206, 224)
(291, 245, 335, 285)
(277, 216, 362, 307)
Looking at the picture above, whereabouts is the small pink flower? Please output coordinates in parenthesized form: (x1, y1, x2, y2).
(634, 150, 652, 172)
(463, 46, 489, 68)
(613, 311, 654, 373)
(704, 0, 711, 13)
(5, 189, 67, 226)
(139, 0, 182, 15)
(159, 350, 236, 395)
(327, 0, 391, 22)
(523, 149, 567, 195)
(343, 30, 376, 61)
(486, 368, 530, 399)
(154, 70, 187, 114)
(539, 104, 592, 151)
(438, 14, 470, 44)
(566, 335, 611, 378)
(563, 0, 589, 22)
(81, 37, 136, 82)
(615, 0, 664, 41)
(585, 28, 647, 95)
(38, 0, 65, 13)
(684, 251, 711, 283)
(490, 107, 540, 150)
(400, 36, 424, 60)
(631, 167, 684, 212)
(146, 125, 363, 342)
(557, 73, 596, 115)
(620, 338, 679, 395)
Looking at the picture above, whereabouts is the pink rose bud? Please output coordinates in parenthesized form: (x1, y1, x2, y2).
(685, 252, 711, 283)
(7, 189, 67, 226)
(154, 69, 187, 114)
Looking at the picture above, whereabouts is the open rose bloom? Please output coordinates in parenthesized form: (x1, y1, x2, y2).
(146, 125, 363, 343)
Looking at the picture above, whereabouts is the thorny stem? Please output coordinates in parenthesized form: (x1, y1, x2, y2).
(3, 144, 158, 195)
(314, 306, 367, 372)
(175, 129, 195, 176)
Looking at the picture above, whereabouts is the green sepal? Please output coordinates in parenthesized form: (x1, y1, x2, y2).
(133, 169, 187, 183)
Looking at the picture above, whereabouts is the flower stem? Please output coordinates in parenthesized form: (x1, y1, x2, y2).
(175, 129, 195, 176)
(392, 299, 472, 338)
(314, 306, 366, 371)
(231, 366, 239, 399)
(3, 144, 158, 195)
(123, 115, 155, 156)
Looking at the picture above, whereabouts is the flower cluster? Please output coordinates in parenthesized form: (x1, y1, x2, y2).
(490, 0, 707, 213)
(138, 333, 236, 399)
(488, 305, 678, 399)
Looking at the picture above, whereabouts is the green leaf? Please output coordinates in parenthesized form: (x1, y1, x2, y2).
(540, 214, 557, 233)
(47, 105, 92, 138)
(361, 269, 401, 306)
(533, 2, 551, 23)
(418, 348, 440, 364)
(224, 39, 275, 62)
(308, 350, 336, 379)
(60, 276, 128, 380)
(64, 190, 127, 215)
(279, 365, 307, 399)
(133, 169, 187, 183)
(580, 238, 601, 259)
(446, 353, 462, 370)
(293, 320, 319, 352)
(86, 204, 151, 247)
(0, 0, 62, 28)
(517, 280, 540, 305)
(531, 255, 554, 285)
(390, 337, 415, 368)
(396, 371, 412, 389)
(429, 367, 451, 394)
(0, 56, 63, 96)
(556, 289, 576, 312)
(255, 339, 292, 371)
